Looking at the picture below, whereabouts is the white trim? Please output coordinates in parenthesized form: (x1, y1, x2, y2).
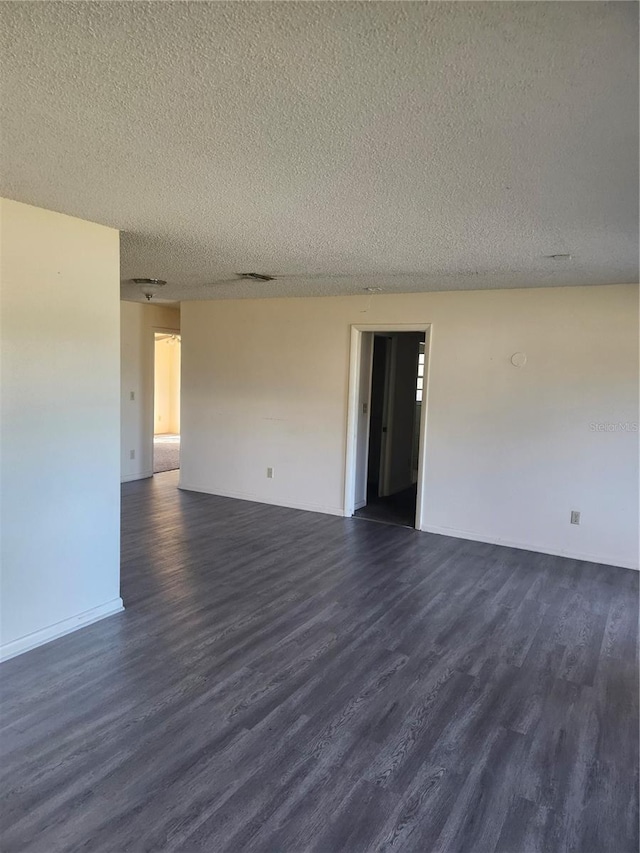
(121, 469, 153, 483)
(178, 482, 344, 518)
(421, 524, 638, 571)
(353, 333, 374, 509)
(343, 326, 362, 518)
(0, 598, 125, 663)
(151, 325, 181, 334)
(343, 326, 362, 519)
(343, 323, 432, 529)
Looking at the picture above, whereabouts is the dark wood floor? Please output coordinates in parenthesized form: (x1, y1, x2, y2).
(355, 484, 418, 528)
(1, 471, 638, 852)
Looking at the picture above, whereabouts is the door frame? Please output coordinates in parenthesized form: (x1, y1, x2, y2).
(343, 323, 432, 529)
(151, 325, 181, 473)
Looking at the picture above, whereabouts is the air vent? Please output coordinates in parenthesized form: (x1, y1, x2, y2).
(237, 273, 276, 281)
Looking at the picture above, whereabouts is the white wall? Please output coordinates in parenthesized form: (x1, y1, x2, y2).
(181, 284, 639, 570)
(121, 302, 180, 481)
(0, 198, 122, 660)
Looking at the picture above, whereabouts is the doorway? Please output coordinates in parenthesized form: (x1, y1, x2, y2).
(344, 325, 430, 529)
(153, 332, 181, 474)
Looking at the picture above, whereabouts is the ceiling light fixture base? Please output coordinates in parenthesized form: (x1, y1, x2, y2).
(132, 278, 167, 300)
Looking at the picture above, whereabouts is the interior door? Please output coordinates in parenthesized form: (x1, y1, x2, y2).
(379, 333, 421, 496)
(354, 333, 374, 510)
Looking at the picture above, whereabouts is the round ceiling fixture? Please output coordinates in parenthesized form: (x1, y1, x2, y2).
(132, 278, 167, 301)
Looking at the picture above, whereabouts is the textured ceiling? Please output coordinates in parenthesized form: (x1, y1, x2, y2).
(1, 2, 638, 303)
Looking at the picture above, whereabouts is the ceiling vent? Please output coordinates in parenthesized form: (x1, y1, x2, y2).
(237, 273, 276, 281)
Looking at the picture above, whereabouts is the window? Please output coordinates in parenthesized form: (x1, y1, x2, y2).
(416, 343, 425, 402)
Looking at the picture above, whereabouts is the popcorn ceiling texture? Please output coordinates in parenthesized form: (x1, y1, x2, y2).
(1, 1, 637, 303)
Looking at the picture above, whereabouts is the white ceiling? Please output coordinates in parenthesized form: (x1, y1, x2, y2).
(1, 2, 637, 303)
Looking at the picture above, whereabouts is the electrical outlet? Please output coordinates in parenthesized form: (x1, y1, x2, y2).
(570, 510, 580, 525)
(267, 467, 274, 479)
(130, 450, 135, 460)
(130, 391, 135, 401)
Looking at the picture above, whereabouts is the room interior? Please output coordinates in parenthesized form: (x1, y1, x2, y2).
(0, 3, 638, 852)
(153, 332, 181, 474)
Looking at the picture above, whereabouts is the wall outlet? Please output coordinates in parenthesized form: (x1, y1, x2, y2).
(267, 467, 274, 479)
(130, 449, 135, 460)
(130, 390, 135, 401)
(570, 510, 580, 525)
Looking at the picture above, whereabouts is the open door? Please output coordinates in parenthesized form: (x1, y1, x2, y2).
(345, 324, 430, 529)
(379, 333, 422, 497)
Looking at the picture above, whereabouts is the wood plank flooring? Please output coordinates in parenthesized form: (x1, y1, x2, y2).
(1, 471, 638, 852)
(354, 484, 417, 528)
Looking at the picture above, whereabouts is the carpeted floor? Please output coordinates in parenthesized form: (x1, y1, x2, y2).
(153, 434, 180, 473)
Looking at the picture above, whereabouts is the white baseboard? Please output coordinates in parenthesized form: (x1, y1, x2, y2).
(420, 523, 638, 571)
(121, 470, 153, 483)
(354, 499, 367, 511)
(178, 481, 344, 518)
(0, 598, 125, 663)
